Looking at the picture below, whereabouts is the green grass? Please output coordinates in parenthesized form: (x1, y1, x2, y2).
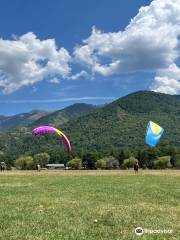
(0, 171, 179, 240)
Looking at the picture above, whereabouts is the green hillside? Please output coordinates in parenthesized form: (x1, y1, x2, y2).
(62, 91, 180, 150)
(31, 103, 97, 127)
(0, 103, 97, 131)
(1, 91, 180, 159)
(0, 110, 49, 130)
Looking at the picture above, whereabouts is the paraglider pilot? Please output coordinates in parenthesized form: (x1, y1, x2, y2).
(134, 161, 139, 174)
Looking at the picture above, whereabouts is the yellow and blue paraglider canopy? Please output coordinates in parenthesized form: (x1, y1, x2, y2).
(145, 121, 164, 147)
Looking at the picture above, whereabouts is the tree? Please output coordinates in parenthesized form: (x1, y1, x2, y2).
(48, 148, 71, 165)
(104, 156, 119, 169)
(121, 157, 137, 169)
(0, 152, 14, 169)
(33, 152, 50, 167)
(15, 156, 34, 170)
(116, 149, 131, 167)
(167, 147, 179, 167)
(136, 150, 145, 168)
(138, 150, 153, 169)
(153, 156, 172, 169)
(96, 159, 106, 169)
(82, 153, 97, 169)
(67, 158, 82, 170)
(174, 154, 180, 169)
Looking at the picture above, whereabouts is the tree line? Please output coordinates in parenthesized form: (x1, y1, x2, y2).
(1, 141, 180, 170)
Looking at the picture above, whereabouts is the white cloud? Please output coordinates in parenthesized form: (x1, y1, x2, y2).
(0, 96, 115, 104)
(0, 32, 71, 94)
(71, 70, 88, 80)
(48, 77, 60, 84)
(151, 64, 180, 94)
(1, 0, 180, 95)
(75, 0, 180, 75)
(74, 0, 180, 94)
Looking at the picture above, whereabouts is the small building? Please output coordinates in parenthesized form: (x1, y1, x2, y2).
(46, 163, 65, 169)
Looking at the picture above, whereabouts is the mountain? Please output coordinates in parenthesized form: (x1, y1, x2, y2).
(0, 103, 97, 131)
(1, 91, 180, 157)
(0, 110, 50, 131)
(61, 91, 180, 150)
(31, 103, 97, 127)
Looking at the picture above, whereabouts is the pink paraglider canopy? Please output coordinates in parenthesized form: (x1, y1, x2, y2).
(32, 126, 71, 153)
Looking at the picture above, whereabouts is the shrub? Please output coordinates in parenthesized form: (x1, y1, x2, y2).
(33, 152, 50, 167)
(96, 159, 106, 169)
(104, 156, 119, 169)
(174, 154, 180, 169)
(117, 149, 131, 166)
(153, 156, 171, 169)
(121, 157, 138, 169)
(15, 156, 34, 170)
(96, 156, 119, 169)
(82, 153, 97, 169)
(67, 158, 82, 170)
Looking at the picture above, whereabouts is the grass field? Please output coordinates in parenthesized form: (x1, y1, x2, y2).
(0, 170, 179, 240)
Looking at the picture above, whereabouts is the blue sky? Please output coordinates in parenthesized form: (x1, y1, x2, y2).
(0, 0, 179, 115)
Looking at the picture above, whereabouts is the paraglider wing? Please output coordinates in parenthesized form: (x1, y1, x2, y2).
(32, 126, 71, 152)
(145, 121, 164, 147)
(32, 126, 56, 136)
(54, 128, 71, 153)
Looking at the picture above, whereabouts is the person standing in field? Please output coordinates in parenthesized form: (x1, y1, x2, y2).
(37, 164, 41, 172)
(134, 161, 139, 174)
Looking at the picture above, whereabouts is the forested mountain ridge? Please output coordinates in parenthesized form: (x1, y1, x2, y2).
(0, 103, 97, 131)
(61, 91, 180, 150)
(31, 103, 97, 127)
(1, 91, 180, 159)
(0, 110, 49, 131)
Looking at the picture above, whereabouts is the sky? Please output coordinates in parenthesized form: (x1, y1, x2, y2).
(0, 0, 180, 115)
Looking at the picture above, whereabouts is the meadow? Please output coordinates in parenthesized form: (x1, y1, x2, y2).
(0, 170, 179, 240)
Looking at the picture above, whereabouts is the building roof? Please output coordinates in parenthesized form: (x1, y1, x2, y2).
(46, 164, 65, 167)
